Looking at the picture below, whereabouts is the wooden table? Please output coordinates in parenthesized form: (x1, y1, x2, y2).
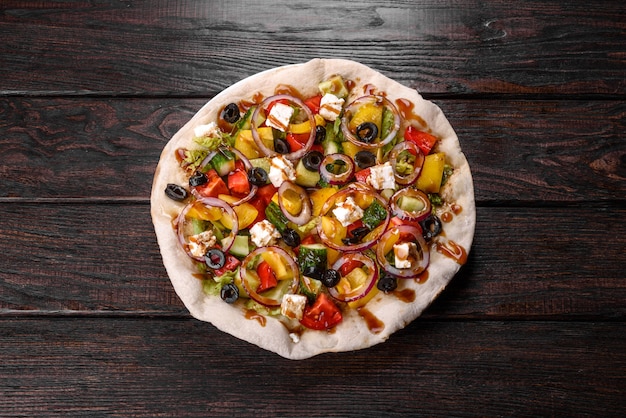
(1, 1, 624, 416)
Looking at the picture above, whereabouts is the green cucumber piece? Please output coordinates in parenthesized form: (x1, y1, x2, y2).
(294, 159, 321, 188)
(299, 276, 322, 302)
(210, 148, 236, 176)
(398, 195, 425, 213)
(226, 235, 250, 258)
(297, 243, 328, 273)
(362, 200, 388, 230)
(265, 201, 289, 234)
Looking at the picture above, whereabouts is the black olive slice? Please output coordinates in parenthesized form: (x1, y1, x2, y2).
(354, 150, 377, 169)
(302, 151, 324, 172)
(320, 269, 340, 288)
(377, 274, 398, 292)
(204, 248, 226, 269)
(420, 214, 443, 240)
(281, 228, 301, 247)
(355, 122, 378, 143)
(221, 103, 240, 124)
(164, 183, 189, 202)
(220, 282, 239, 303)
(248, 167, 269, 186)
(274, 137, 290, 154)
(314, 125, 326, 144)
(189, 171, 208, 187)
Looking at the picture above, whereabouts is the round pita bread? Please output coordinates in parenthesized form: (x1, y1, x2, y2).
(151, 59, 475, 359)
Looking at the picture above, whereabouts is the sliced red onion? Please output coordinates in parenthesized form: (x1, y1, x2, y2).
(277, 181, 312, 225)
(175, 197, 239, 262)
(389, 140, 425, 185)
(250, 94, 316, 161)
(239, 246, 299, 307)
(340, 95, 400, 150)
(319, 153, 355, 185)
(317, 186, 390, 252)
(329, 253, 378, 302)
(390, 188, 431, 222)
(376, 225, 429, 278)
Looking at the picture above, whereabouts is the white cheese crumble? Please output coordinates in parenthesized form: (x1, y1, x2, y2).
(187, 230, 217, 258)
(318, 93, 344, 121)
(281, 294, 308, 321)
(193, 122, 220, 138)
(289, 332, 300, 344)
(368, 162, 396, 190)
(266, 102, 294, 132)
(393, 242, 417, 269)
(332, 195, 364, 227)
(249, 219, 281, 247)
(268, 155, 296, 188)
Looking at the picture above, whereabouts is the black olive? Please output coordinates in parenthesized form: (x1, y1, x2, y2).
(281, 228, 301, 247)
(314, 125, 326, 144)
(204, 248, 226, 269)
(164, 183, 189, 202)
(350, 226, 370, 240)
(248, 167, 268, 186)
(220, 282, 239, 304)
(355, 122, 378, 143)
(221, 103, 240, 124)
(354, 150, 377, 169)
(302, 150, 324, 172)
(303, 265, 323, 280)
(321, 269, 340, 288)
(377, 274, 398, 292)
(274, 137, 290, 154)
(189, 171, 208, 187)
(420, 214, 443, 240)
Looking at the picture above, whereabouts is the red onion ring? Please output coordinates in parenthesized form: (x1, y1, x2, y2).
(340, 95, 400, 150)
(250, 94, 316, 161)
(277, 181, 312, 225)
(239, 246, 300, 307)
(319, 153, 355, 185)
(175, 197, 239, 262)
(317, 186, 390, 252)
(389, 140, 425, 185)
(390, 188, 432, 222)
(376, 225, 429, 278)
(196, 146, 258, 206)
(329, 253, 378, 302)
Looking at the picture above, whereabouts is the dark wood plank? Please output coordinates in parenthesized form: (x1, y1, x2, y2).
(0, 0, 624, 95)
(1, 318, 624, 416)
(1, 204, 624, 319)
(1, 98, 624, 202)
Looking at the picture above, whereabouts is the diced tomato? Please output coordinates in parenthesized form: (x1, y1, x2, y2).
(248, 196, 267, 225)
(195, 169, 230, 198)
(354, 167, 371, 183)
(304, 95, 322, 114)
(346, 219, 364, 238)
(256, 261, 277, 293)
(234, 159, 246, 172)
(285, 132, 310, 152)
(227, 170, 250, 196)
(255, 184, 277, 206)
(213, 254, 240, 277)
(310, 144, 324, 154)
(404, 126, 438, 155)
(339, 259, 363, 276)
(300, 293, 343, 330)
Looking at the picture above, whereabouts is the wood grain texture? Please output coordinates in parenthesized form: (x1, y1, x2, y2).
(1, 98, 624, 202)
(1, 204, 624, 320)
(1, 318, 624, 417)
(0, 0, 624, 95)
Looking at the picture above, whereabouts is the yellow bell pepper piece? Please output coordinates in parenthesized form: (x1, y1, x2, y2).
(416, 152, 446, 193)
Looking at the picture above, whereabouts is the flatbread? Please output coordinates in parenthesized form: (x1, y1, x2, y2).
(151, 58, 475, 359)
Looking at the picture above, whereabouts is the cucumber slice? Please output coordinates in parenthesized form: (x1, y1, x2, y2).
(210, 148, 236, 176)
(226, 235, 250, 258)
(298, 243, 328, 273)
(294, 159, 321, 188)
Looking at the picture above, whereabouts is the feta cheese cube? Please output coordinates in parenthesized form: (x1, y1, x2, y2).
(332, 195, 364, 227)
(268, 155, 296, 188)
(393, 242, 416, 269)
(193, 122, 220, 138)
(187, 230, 217, 258)
(266, 102, 294, 132)
(249, 219, 281, 247)
(289, 332, 300, 344)
(318, 93, 345, 121)
(281, 294, 308, 320)
(368, 162, 396, 190)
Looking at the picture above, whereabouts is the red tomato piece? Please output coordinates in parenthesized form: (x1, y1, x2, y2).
(354, 167, 371, 183)
(404, 126, 438, 155)
(248, 196, 267, 226)
(338, 259, 363, 276)
(304, 95, 322, 114)
(195, 169, 230, 198)
(227, 170, 250, 196)
(255, 184, 277, 206)
(300, 293, 343, 330)
(390, 216, 423, 233)
(285, 132, 309, 152)
(346, 219, 364, 237)
(213, 254, 240, 277)
(256, 261, 277, 292)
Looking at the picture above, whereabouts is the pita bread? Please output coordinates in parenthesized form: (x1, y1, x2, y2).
(151, 59, 475, 359)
